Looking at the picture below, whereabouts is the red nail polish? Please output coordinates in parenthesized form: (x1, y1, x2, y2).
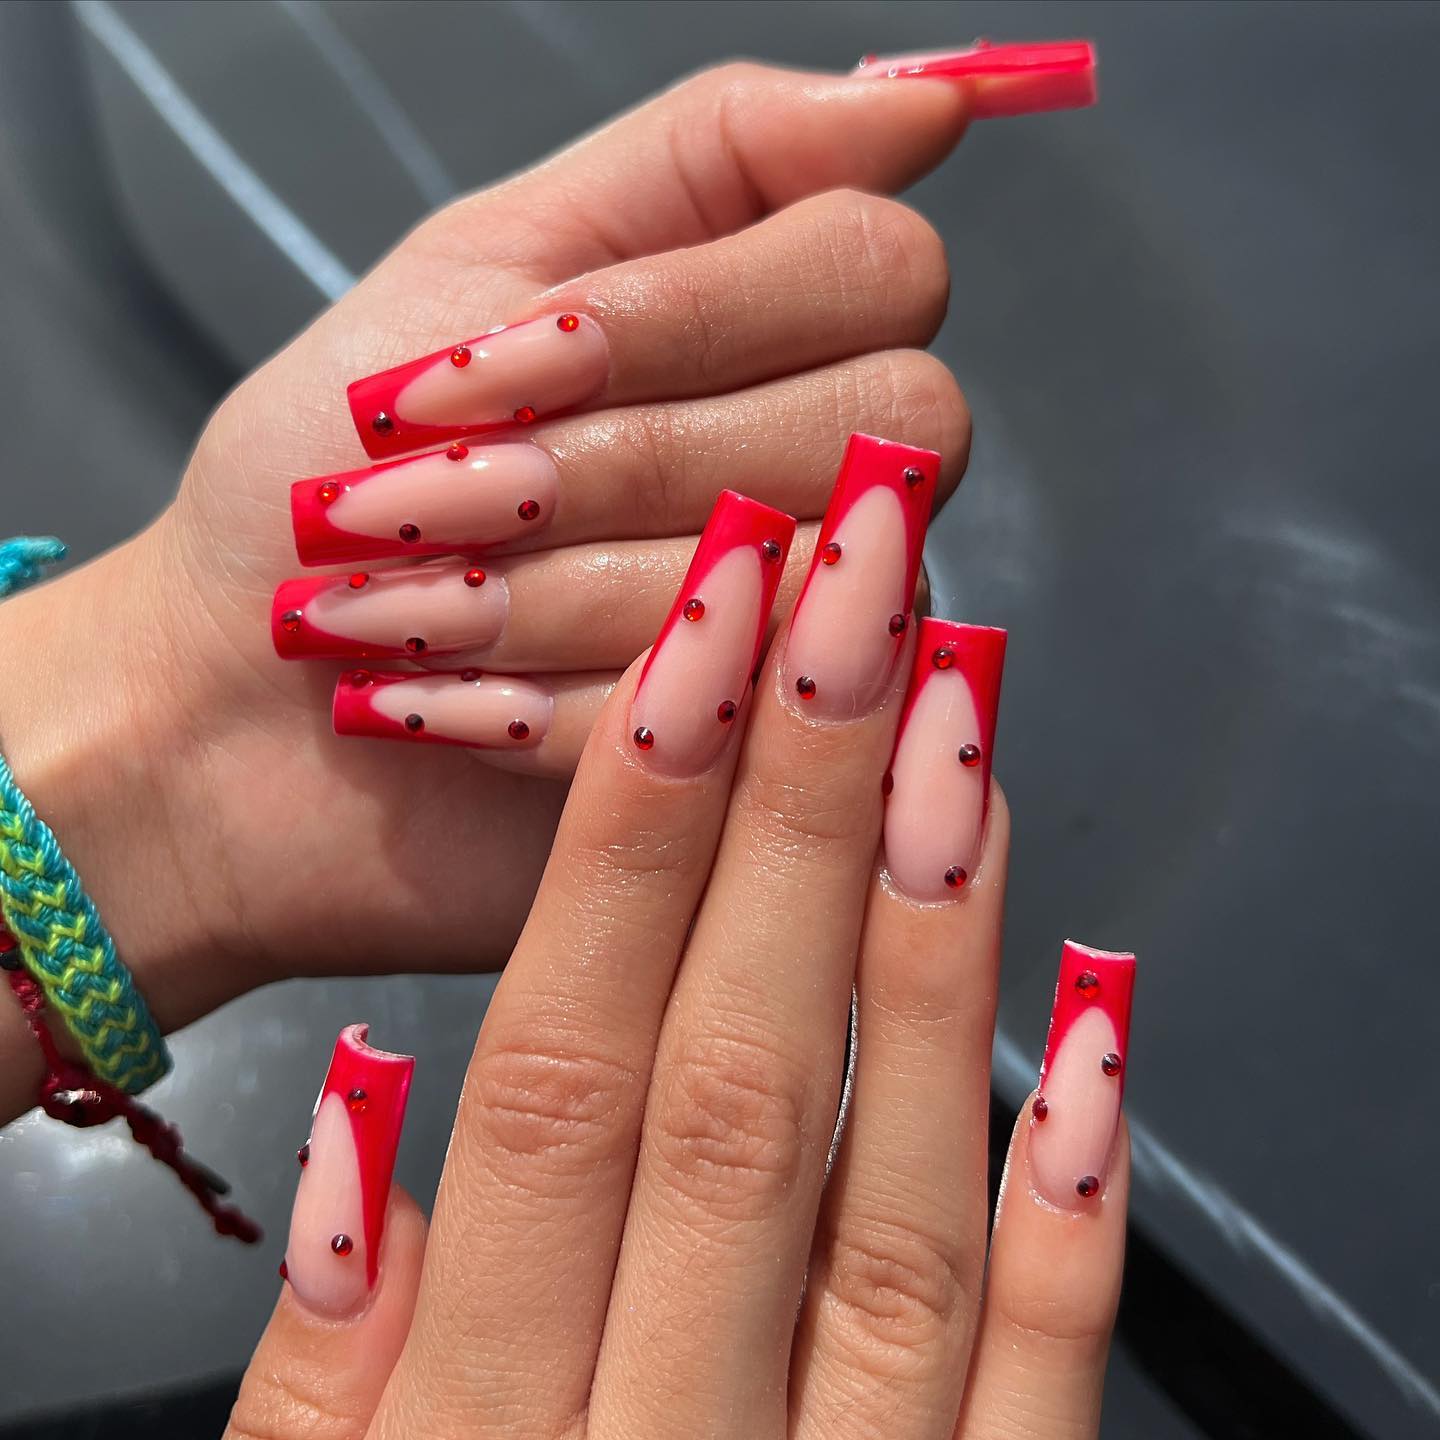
(855, 40, 1097, 118)
(332, 668, 553, 750)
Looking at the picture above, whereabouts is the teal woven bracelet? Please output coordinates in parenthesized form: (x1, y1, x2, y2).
(0, 537, 170, 1095)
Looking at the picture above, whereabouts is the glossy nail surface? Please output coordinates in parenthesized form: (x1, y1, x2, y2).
(630, 490, 795, 777)
(884, 620, 1006, 901)
(272, 562, 508, 661)
(349, 313, 609, 460)
(284, 1024, 413, 1318)
(333, 668, 552, 749)
(855, 40, 1097, 117)
(1029, 941, 1135, 1211)
(783, 433, 937, 719)
(291, 443, 559, 566)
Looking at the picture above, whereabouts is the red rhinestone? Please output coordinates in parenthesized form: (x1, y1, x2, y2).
(944, 865, 967, 888)
(318, 480, 340, 504)
(1075, 970, 1100, 998)
(464, 567, 486, 588)
(460, 668, 481, 682)
(348, 572, 368, 589)
(518, 499, 541, 520)
(796, 676, 816, 700)
(1076, 1175, 1100, 1198)
(346, 1087, 368, 1110)
(821, 542, 842, 566)
(372, 412, 394, 435)
(1101, 1052, 1123, 1077)
(683, 598, 705, 622)
(404, 713, 424, 733)
(399, 523, 421, 543)
(404, 636, 427, 655)
(762, 539, 781, 562)
(297, 1143, 309, 1166)
(514, 405, 537, 425)
(633, 726, 655, 751)
(447, 442, 469, 461)
(881, 771, 894, 796)
(331, 1233, 354, 1256)
(1032, 1096, 1049, 1122)
(278, 1260, 288, 1281)
(507, 719, 530, 741)
(958, 743, 982, 767)
(348, 669, 373, 687)
(888, 613, 907, 636)
(557, 313, 580, 332)
(903, 465, 923, 488)
(932, 646, 955, 670)
(450, 345, 471, 367)
(717, 700, 737, 723)
(280, 609, 302, 634)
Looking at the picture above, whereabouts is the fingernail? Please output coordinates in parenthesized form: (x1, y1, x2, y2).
(333, 668, 552, 749)
(271, 562, 508, 661)
(629, 489, 795, 777)
(1029, 942, 1135, 1211)
(291, 442, 559, 566)
(283, 1024, 413, 1319)
(348, 313, 609, 460)
(854, 40, 1097, 118)
(783, 433, 937, 719)
(883, 619, 1006, 901)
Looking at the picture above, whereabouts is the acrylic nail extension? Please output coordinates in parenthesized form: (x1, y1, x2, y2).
(883, 620, 1006, 901)
(291, 442, 560, 566)
(854, 40, 1098, 118)
(283, 1024, 413, 1319)
(629, 490, 795, 777)
(271, 561, 508, 661)
(783, 433, 937, 720)
(333, 669, 553, 750)
(349, 313, 609, 460)
(1028, 941, 1136, 1211)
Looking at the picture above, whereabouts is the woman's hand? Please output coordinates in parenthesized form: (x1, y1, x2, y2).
(226, 458, 1133, 1440)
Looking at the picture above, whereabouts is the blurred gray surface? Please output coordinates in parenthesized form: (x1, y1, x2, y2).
(1, 2, 1438, 1436)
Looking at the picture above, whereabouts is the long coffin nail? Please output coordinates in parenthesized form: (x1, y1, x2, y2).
(629, 490, 795, 777)
(291, 442, 559, 566)
(783, 433, 937, 720)
(1029, 942, 1135, 1211)
(272, 562, 508, 661)
(883, 619, 1006, 901)
(854, 40, 1097, 118)
(333, 668, 552, 749)
(348, 313, 609, 460)
(283, 1024, 413, 1319)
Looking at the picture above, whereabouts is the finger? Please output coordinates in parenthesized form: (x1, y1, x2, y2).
(227, 1026, 423, 1440)
(588, 435, 936, 1438)
(791, 626, 1009, 1440)
(368, 493, 796, 1440)
(290, 350, 970, 564)
(348, 187, 948, 461)
(958, 944, 1136, 1440)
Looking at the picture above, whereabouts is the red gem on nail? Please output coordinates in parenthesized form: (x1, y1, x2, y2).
(683, 598, 705, 622)
(399, 523, 421, 543)
(460, 668, 481, 682)
(297, 1143, 309, 1166)
(821, 542, 842, 566)
(348, 669, 373, 687)
(278, 1260, 288, 1280)
(348, 572, 368, 589)
(347, 1087, 368, 1110)
(717, 700, 737, 723)
(518, 499, 541, 520)
(464, 567, 486, 587)
(280, 609, 302, 633)
(796, 676, 816, 700)
(932, 646, 955, 670)
(1032, 1096, 1048, 1122)
(404, 636, 427, 655)
(508, 719, 530, 741)
(372, 412, 394, 435)
(633, 726, 655, 751)
(331, 1233, 354, 1256)
(318, 481, 340, 504)
(944, 865, 967, 888)
(1076, 1175, 1100, 1198)
(903, 465, 923, 488)
(514, 405, 537, 425)
(881, 771, 894, 796)
(557, 313, 580, 332)
(762, 539, 781, 562)
(404, 713, 424, 732)
(450, 346, 471, 368)
(447, 442, 469, 461)
(888, 613, 907, 636)
(1101, 1052, 1123, 1077)
(1075, 970, 1100, 998)
(958, 743, 982, 767)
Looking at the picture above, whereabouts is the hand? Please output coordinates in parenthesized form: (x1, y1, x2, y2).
(226, 458, 1133, 1440)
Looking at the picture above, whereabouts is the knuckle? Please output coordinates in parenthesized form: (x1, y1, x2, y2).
(649, 1034, 808, 1213)
(227, 1365, 367, 1440)
(991, 1272, 1117, 1351)
(739, 762, 876, 852)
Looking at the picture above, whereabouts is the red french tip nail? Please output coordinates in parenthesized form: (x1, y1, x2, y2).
(332, 668, 554, 751)
(271, 576, 336, 659)
(855, 40, 1098, 118)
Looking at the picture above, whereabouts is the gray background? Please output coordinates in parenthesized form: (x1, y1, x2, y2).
(1, 3, 1437, 1436)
